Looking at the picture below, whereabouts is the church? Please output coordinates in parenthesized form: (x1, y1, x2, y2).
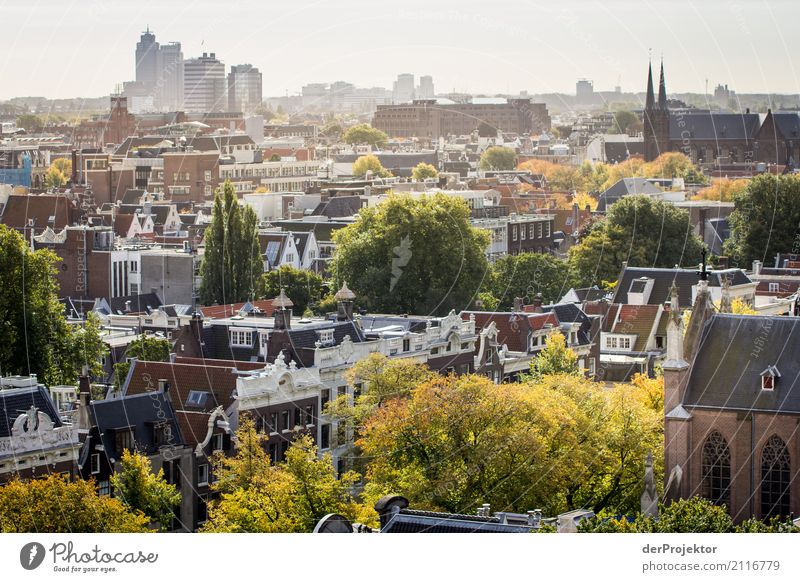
(643, 62, 800, 168)
(663, 270, 800, 522)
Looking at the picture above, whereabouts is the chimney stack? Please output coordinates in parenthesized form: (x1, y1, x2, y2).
(335, 281, 356, 321)
(531, 293, 544, 312)
(272, 288, 294, 330)
(513, 297, 524, 312)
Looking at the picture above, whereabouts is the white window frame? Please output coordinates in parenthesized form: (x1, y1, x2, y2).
(198, 463, 209, 486)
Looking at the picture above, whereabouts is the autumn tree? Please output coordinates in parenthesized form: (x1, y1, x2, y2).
(0, 475, 149, 533)
(724, 174, 800, 267)
(692, 178, 749, 202)
(487, 252, 575, 309)
(352, 154, 391, 178)
(479, 146, 517, 171)
(411, 162, 439, 181)
(257, 264, 324, 314)
(528, 332, 581, 381)
(111, 450, 181, 529)
(332, 193, 490, 315)
(44, 162, 69, 189)
(199, 180, 263, 305)
(203, 417, 370, 532)
(0, 225, 107, 385)
(343, 123, 388, 148)
(568, 195, 704, 286)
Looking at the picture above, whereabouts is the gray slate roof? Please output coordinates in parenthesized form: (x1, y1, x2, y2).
(612, 267, 751, 307)
(683, 314, 800, 413)
(668, 112, 761, 141)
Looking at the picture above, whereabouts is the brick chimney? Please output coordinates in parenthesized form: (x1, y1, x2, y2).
(272, 288, 294, 330)
(335, 281, 356, 321)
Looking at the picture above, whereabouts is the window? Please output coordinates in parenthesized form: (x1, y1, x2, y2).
(98, 480, 111, 496)
(320, 424, 330, 449)
(153, 422, 172, 446)
(269, 443, 278, 464)
(198, 464, 209, 486)
(321, 389, 331, 408)
(114, 428, 135, 453)
(305, 405, 314, 426)
(761, 435, 791, 519)
(544, 222, 551, 238)
(185, 391, 209, 408)
(129, 261, 138, 273)
(91, 453, 101, 475)
(536, 222, 543, 239)
(701, 431, 731, 507)
(763, 375, 775, 390)
(229, 330, 253, 346)
(520, 225, 526, 240)
(403, 339, 410, 352)
(607, 337, 617, 349)
(588, 358, 596, 377)
(269, 412, 279, 433)
(197, 496, 208, 524)
(281, 410, 291, 431)
(318, 329, 334, 344)
(769, 283, 780, 293)
(529, 224, 535, 239)
(211, 433, 223, 451)
(655, 335, 665, 349)
(512, 226, 518, 241)
(620, 337, 631, 349)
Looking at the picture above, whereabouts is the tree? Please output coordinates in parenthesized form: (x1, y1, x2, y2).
(0, 475, 149, 533)
(358, 372, 663, 516)
(488, 252, 575, 309)
(611, 110, 641, 135)
(16, 114, 43, 133)
(0, 225, 107, 386)
(528, 332, 580, 381)
(111, 450, 181, 529)
(332, 193, 490, 315)
(202, 417, 370, 532)
(44, 164, 68, 189)
(479, 146, 517, 171)
(321, 121, 343, 138)
(343, 123, 388, 148)
(724, 174, 800, 267)
(256, 264, 324, 314)
(568, 195, 704, 286)
(352, 154, 391, 178)
(114, 334, 171, 389)
(692, 178, 749, 202)
(199, 180, 263, 305)
(411, 162, 438, 181)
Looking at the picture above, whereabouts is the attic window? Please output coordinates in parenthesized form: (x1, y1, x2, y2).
(317, 329, 335, 345)
(186, 391, 209, 407)
(761, 366, 780, 391)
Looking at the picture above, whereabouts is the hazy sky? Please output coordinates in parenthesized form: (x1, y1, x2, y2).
(0, 0, 798, 100)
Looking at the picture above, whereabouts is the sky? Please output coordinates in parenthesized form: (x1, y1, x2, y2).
(0, 0, 798, 100)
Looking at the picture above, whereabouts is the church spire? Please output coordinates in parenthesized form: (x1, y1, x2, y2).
(645, 61, 655, 110)
(658, 59, 667, 109)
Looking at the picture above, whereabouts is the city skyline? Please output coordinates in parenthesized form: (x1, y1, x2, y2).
(1, 0, 798, 101)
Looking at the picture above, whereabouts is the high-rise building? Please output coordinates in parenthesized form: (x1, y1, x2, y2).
(576, 79, 594, 103)
(393, 74, 415, 103)
(135, 27, 159, 92)
(417, 75, 434, 99)
(227, 64, 263, 113)
(183, 53, 226, 113)
(158, 42, 184, 111)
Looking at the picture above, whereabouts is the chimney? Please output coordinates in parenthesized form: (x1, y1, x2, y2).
(513, 297, 524, 312)
(124, 300, 132, 313)
(77, 366, 92, 434)
(752, 260, 762, 275)
(272, 288, 294, 330)
(528, 509, 542, 528)
(531, 293, 543, 312)
(335, 281, 356, 321)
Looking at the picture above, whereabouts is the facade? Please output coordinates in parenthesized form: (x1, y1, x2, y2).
(228, 64, 263, 113)
(417, 75, 434, 99)
(373, 98, 551, 139)
(392, 73, 415, 103)
(158, 42, 185, 112)
(507, 213, 555, 255)
(183, 53, 226, 113)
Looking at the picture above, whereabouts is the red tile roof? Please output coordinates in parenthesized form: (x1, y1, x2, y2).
(1, 193, 76, 231)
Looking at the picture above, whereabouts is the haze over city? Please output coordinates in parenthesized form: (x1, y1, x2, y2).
(1, 0, 798, 100)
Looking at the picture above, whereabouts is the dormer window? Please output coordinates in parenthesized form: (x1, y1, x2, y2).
(761, 366, 780, 391)
(230, 329, 253, 347)
(317, 329, 334, 345)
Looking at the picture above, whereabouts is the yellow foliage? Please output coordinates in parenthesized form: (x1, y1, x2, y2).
(692, 178, 749, 202)
(574, 191, 598, 211)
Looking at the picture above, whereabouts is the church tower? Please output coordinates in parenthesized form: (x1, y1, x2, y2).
(643, 60, 670, 161)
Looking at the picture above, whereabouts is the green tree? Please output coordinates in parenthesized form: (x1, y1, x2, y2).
(488, 253, 574, 309)
(352, 154, 391, 178)
(111, 450, 181, 529)
(332, 193, 490, 315)
(0, 224, 106, 385)
(321, 121, 343, 138)
(611, 110, 641, 135)
(411, 162, 439, 181)
(0, 475, 150, 533)
(16, 114, 43, 133)
(724, 174, 800, 267)
(528, 332, 580, 381)
(199, 180, 263, 305)
(343, 123, 388, 148)
(256, 264, 324, 313)
(114, 334, 171, 389)
(479, 146, 517, 171)
(568, 195, 704, 286)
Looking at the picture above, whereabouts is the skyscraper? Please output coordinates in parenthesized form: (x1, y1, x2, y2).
(417, 75, 434, 99)
(135, 27, 159, 92)
(183, 53, 226, 113)
(392, 74, 415, 103)
(227, 64, 262, 113)
(158, 42, 184, 111)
